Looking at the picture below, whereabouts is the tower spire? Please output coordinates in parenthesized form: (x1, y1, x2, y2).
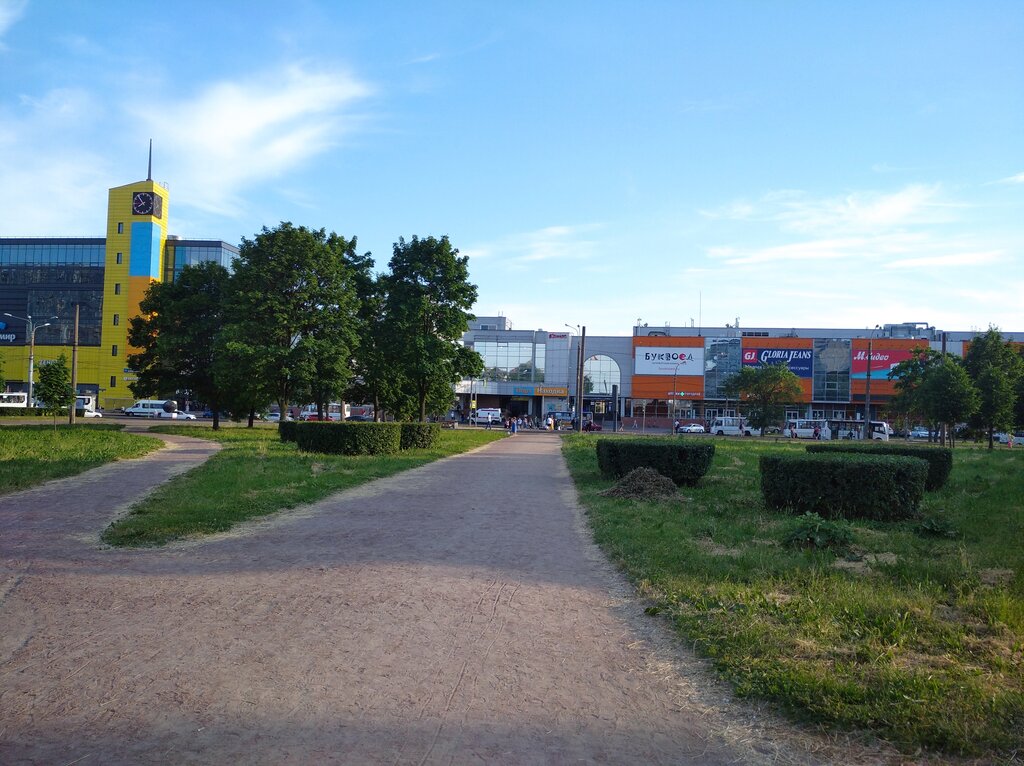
(147, 139, 152, 181)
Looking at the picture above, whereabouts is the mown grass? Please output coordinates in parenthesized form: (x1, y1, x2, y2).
(563, 434, 1024, 757)
(102, 425, 505, 547)
(0, 424, 162, 495)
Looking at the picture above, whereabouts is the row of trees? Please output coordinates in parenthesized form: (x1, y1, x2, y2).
(888, 327, 1024, 448)
(720, 327, 1024, 448)
(128, 224, 483, 428)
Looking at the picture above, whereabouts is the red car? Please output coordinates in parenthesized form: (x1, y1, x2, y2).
(583, 421, 603, 432)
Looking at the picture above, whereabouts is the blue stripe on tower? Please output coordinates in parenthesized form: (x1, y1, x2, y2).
(129, 222, 161, 278)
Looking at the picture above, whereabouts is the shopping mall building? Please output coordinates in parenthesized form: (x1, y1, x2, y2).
(457, 317, 1024, 428)
(0, 173, 236, 411)
(2, 172, 1021, 421)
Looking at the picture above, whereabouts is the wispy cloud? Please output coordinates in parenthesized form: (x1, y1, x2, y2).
(701, 184, 955, 235)
(996, 171, 1024, 185)
(882, 250, 1004, 269)
(130, 64, 373, 216)
(707, 231, 932, 267)
(0, 0, 27, 45)
(464, 224, 605, 267)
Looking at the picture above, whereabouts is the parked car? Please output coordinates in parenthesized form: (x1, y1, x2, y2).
(582, 420, 602, 432)
(678, 423, 705, 433)
(346, 414, 373, 422)
(82, 409, 103, 418)
(909, 426, 930, 439)
(175, 410, 197, 420)
(266, 412, 293, 422)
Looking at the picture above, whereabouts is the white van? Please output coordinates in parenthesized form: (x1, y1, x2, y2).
(709, 417, 753, 436)
(123, 400, 174, 418)
(470, 408, 502, 425)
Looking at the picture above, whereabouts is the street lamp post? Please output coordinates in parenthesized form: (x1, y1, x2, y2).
(3, 312, 57, 407)
(565, 324, 581, 421)
(671, 360, 686, 423)
(863, 324, 882, 440)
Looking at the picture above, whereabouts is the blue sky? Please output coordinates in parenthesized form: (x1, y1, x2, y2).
(1, 0, 1021, 336)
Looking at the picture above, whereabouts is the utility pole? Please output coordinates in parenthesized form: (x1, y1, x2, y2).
(69, 303, 80, 425)
(576, 326, 586, 433)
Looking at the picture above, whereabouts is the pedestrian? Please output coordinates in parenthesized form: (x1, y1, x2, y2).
(510, 417, 518, 435)
(813, 425, 820, 440)
(485, 414, 492, 430)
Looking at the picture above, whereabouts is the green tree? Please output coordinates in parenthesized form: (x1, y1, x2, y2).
(887, 346, 944, 437)
(35, 354, 74, 428)
(919, 359, 979, 447)
(962, 327, 1024, 448)
(127, 261, 232, 429)
(382, 235, 482, 421)
(342, 263, 401, 421)
(224, 223, 362, 421)
(723, 363, 803, 433)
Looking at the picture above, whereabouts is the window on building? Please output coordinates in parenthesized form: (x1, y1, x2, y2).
(583, 354, 621, 395)
(113, 314, 119, 326)
(117, 223, 123, 234)
(110, 376, 116, 388)
(474, 340, 542, 382)
(704, 337, 742, 399)
(111, 344, 118, 356)
(114, 283, 120, 295)
(116, 252, 122, 265)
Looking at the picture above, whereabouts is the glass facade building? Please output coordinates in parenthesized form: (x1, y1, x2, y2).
(0, 176, 239, 411)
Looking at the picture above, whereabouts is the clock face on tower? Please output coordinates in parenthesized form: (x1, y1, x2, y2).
(132, 192, 153, 215)
(132, 191, 163, 218)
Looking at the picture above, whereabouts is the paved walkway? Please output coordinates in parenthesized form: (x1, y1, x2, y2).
(0, 430, 888, 765)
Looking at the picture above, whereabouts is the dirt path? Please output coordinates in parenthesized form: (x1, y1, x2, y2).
(0, 430, 904, 764)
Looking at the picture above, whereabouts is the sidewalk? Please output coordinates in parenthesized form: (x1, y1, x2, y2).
(0, 430, 853, 765)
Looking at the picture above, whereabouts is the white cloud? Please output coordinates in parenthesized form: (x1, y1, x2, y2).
(706, 232, 932, 267)
(465, 224, 605, 267)
(0, 0, 27, 45)
(130, 64, 373, 216)
(0, 86, 111, 235)
(997, 172, 1024, 185)
(883, 250, 1004, 270)
(701, 184, 954, 235)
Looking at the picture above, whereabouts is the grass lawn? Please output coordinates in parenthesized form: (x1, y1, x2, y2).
(0, 423, 162, 496)
(563, 434, 1024, 758)
(102, 425, 505, 547)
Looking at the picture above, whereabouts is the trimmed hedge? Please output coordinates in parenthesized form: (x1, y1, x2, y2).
(0, 408, 48, 417)
(596, 439, 715, 486)
(805, 442, 953, 491)
(760, 452, 928, 521)
(400, 422, 441, 450)
(278, 420, 298, 443)
(294, 421, 401, 455)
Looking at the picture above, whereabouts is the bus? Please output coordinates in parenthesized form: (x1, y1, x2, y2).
(783, 419, 831, 439)
(0, 392, 29, 408)
(299, 402, 347, 421)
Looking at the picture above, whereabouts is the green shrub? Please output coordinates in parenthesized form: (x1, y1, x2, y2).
(783, 512, 854, 551)
(806, 442, 952, 491)
(760, 452, 928, 520)
(278, 420, 298, 443)
(295, 421, 401, 455)
(596, 439, 715, 486)
(400, 422, 441, 450)
(0, 408, 47, 417)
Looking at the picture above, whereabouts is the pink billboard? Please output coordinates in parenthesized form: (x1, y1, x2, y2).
(851, 349, 917, 379)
